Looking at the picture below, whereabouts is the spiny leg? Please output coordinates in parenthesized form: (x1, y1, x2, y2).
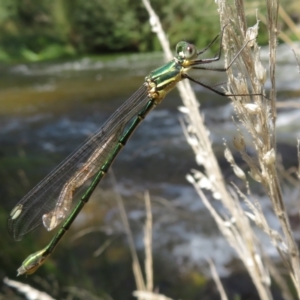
(197, 34, 220, 56)
(182, 74, 228, 97)
(191, 38, 254, 72)
(192, 23, 229, 65)
(183, 73, 266, 99)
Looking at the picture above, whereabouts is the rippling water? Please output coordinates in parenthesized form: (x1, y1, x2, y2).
(1, 44, 300, 280)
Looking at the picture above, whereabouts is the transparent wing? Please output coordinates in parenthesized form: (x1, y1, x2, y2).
(7, 84, 149, 240)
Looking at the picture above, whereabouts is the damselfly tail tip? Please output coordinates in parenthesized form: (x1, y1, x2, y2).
(17, 247, 49, 276)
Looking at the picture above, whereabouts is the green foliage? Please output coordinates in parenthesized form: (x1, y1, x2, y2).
(0, 0, 272, 62)
(160, 0, 220, 48)
(69, 0, 142, 53)
(0, 0, 65, 61)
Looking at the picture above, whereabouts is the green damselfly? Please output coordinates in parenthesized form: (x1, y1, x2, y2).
(7, 28, 259, 276)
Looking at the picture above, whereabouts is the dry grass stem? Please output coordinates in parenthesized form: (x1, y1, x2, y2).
(144, 0, 274, 298)
(93, 238, 114, 257)
(187, 173, 273, 300)
(262, 253, 294, 300)
(111, 170, 172, 300)
(276, 100, 300, 108)
(64, 286, 108, 300)
(293, 49, 300, 74)
(258, 6, 300, 55)
(109, 171, 146, 291)
(218, 0, 300, 297)
(207, 259, 228, 300)
(144, 191, 153, 292)
(3, 277, 55, 300)
(141, 0, 172, 60)
(278, 5, 300, 39)
(298, 139, 300, 179)
(133, 291, 173, 300)
(141, 0, 300, 299)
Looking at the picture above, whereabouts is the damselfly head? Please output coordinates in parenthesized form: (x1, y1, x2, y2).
(175, 41, 197, 60)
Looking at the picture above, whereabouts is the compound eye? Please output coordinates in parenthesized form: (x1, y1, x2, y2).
(184, 44, 197, 59)
(175, 42, 197, 60)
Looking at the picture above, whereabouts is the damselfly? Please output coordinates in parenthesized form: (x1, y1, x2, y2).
(7, 27, 260, 275)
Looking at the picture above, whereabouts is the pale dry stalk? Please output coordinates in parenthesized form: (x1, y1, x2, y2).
(217, 0, 300, 296)
(142, 0, 273, 299)
(110, 171, 146, 292)
(144, 191, 153, 292)
(207, 259, 228, 300)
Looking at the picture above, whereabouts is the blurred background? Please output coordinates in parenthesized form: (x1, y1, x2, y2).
(0, 0, 300, 299)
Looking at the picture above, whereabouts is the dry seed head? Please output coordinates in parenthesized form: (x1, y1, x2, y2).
(270, 230, 283, 243)
(224, 148, 234, 164)
(149, 16, 159, 32)
(254, 253, 270, 286)
(263, 149, 276, 165)
(245, 211, 256, 222)
(233, 133, 245, 151)
(255, 122, 262, 134)
(228, 73, 236, 87)
(255, 136, 265, 150)
(187, 124, 195, 133)
(178, 106, 189, 114)
(206, 128, 211, 137)
(199, 176, 212, 190)
(232, 76, 241, 91)
(193, 171, 203, 180)
(224, 217, 236, 227)
(212, 192, 221, 200)
(248, 168, 262, 182)
(186, 174, 195, 184)
(255, 51, 267, 85)
(280, 242, 289, 254)
(261, 169, 269, 184)
(243, 103, 261, 114)
(246, 21, 259, 47)
(233, 165, 246, 180)
(196, 153, 204, 165)
(224, 220, 232, 227)
(233, 75, 248, 95)
(255, 61, 267, 85)
(187, 136, 198, 146)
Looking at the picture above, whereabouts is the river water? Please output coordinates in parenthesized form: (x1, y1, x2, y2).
(1, 44, 300, 297)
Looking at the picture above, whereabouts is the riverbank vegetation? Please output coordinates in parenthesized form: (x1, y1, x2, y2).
(0, 0, 297, 63)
